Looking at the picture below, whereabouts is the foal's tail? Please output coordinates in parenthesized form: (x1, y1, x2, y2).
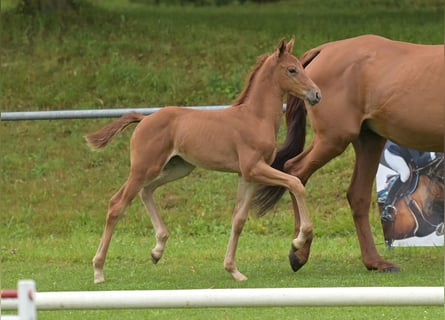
(85, 112, 145, 149)
(253, 48, 320, 217)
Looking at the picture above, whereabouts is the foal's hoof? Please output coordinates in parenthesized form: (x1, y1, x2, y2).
(93, 270, 105, 284)
(288, 251, 305, 272)
(151, 253, 161, 264)
(230, 270, 248, 282)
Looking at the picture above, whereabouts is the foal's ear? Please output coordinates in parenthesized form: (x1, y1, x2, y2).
(286, 37, 295, 53)
(276, 38, 287, 58)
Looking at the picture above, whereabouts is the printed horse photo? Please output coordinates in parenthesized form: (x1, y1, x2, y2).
(85, 38, 321, 283)
(254, 34, 444, 273)
(381, 157, 444, 246)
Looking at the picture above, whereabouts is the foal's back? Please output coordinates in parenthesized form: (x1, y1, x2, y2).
(130, 105, 271, 173)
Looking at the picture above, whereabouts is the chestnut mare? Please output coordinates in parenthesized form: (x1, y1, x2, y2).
(381, 157, 444, 246)
(254, 35, 444, 273)
(85, 38, 321, 283)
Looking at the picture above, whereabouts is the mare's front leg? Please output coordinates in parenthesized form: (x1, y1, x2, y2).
(350, 134, 399, 272)
(224, 178, 256, 281)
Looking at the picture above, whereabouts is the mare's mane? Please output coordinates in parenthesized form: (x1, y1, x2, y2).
(232, 53, 270, 106)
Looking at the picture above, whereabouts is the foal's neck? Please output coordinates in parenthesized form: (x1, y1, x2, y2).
(243, 65, 284, 128)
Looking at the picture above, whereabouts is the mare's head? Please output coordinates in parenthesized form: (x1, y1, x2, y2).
(272, 38, 321, 106)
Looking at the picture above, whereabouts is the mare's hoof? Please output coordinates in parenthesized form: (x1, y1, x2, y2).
(380, 265, 400, 273)
(288, 251, 305, 272)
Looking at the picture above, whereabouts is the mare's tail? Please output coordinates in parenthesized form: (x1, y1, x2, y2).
(253, 96, 307, 216)
(85, 112, 145, 149)
(253, 48, 321, 217)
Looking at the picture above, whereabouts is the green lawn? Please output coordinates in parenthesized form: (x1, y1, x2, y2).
(2, 233, 443, 319)
(1, 0, 443, 319)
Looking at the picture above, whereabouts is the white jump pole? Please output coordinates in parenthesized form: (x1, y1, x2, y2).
(2, 287, 443, 310)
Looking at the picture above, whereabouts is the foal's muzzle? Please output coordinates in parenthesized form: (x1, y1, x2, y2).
(306, 89, 321, 106)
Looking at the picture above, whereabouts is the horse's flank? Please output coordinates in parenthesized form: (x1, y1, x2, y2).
(304, 34, 443, 151)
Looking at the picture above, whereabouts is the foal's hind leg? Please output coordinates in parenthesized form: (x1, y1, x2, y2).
(93, 173, 145, 284)
(224, 178, 256, 281)
(139, 157, 195, 264)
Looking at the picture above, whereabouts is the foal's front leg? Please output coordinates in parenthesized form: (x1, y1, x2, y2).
(288, 191, 313, 271)
(224, 178, 256, 281)
(246, 162, 313, 268)
(284, 140, 345, 272)
(139, 159, 195, 264)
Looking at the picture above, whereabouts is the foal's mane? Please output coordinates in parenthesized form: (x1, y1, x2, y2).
(232, 53, 270, 106)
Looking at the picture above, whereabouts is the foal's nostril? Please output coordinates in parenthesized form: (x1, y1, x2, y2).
(307, 90, 321, 105)
(304, 89, 321, 106)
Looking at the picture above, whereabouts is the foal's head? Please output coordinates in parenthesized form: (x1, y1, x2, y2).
(272, 38, 321, 106)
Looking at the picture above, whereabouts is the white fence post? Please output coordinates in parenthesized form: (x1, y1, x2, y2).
(1, 280, 36, 320)
(17, 280, 37, 320)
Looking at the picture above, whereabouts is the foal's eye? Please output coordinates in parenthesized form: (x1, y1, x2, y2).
(288, 67, 298, 75)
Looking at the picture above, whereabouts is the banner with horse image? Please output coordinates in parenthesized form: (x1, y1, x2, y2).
(376, 141, 444, 247)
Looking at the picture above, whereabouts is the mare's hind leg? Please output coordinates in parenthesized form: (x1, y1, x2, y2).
(350, 133, 399, 272)
(224, 177, 256, 281)
(93, 173, 145, 284)
(139, 157, 195, 264)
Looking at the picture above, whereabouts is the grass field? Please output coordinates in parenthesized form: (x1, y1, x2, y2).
(1, 0, 444, 319)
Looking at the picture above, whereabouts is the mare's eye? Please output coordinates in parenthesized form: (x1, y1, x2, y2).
(288, 67, 298, 75)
